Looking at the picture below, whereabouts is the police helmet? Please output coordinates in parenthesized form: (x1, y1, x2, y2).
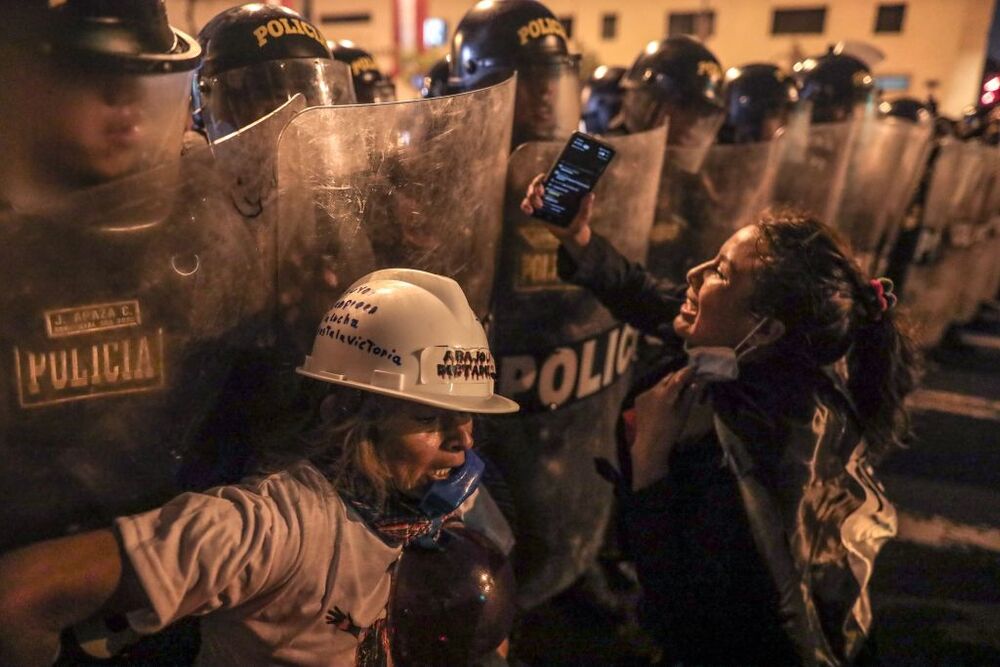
(620, 35, 725, 159)
(621, 36, 724, 110)
(194, 5, 354, 141)
(10, 0, 200, 74)
(718, 64, 798, 144)
(390, 525, 516, 666)
(451, 0, 581, 146)
(796, 50, 874, 123)
(329, 41, 397, 103)
(421, 55, 452, 99)
(449, 0, 579, 91)
(581, 65, 627, 135)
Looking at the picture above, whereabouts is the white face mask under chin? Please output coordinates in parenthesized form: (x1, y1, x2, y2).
(684, 318, 770, 383)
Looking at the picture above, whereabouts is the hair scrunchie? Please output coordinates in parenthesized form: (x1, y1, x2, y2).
(868, 277, 897, 319)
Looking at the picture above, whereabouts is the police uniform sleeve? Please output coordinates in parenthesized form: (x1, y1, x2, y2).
(114, 478, 306, 633)
(556, 232, 684, 339)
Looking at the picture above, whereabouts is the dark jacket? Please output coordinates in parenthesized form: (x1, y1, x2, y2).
(558, 234, 896, 666)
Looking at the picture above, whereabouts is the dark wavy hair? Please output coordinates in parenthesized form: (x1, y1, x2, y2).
(749, 208, 920, 461)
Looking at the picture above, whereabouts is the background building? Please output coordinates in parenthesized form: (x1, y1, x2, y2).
(167, 0, 997, 115)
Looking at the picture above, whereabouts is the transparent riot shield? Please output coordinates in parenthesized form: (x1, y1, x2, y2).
(978, 153, 1000, 308)
(696, 137, 790, 262)
(483, 125, 667, 608)
(275, 77, 516, 359)
(645, 117, 810, 282)
(0, 146, 266, 551)
(828, 116, 934, 274)
(955, 146, 1000, 322)
(645, 146, 716, 282)
(211, 95, 307, 335)
(771, 121, 856, 221)
(903, 139, 995, 347)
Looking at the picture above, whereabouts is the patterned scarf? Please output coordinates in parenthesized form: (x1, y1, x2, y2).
(339, 483, 461, 667)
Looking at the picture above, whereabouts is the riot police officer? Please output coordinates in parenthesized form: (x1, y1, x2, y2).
(329, 40, 397, 103)
(581, 65, 627, 135)
(1, 0, 200, 211)
(618, 35, 725, 154)
(796, 49, 875, 123)
(718, 63, 799, 144)
(621, 36, 725, 280)
(449, 0, 581, 148)
(193, 4, 354, 143)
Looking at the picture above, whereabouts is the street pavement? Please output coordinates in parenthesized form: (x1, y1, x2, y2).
(512, 307, 1000, 666)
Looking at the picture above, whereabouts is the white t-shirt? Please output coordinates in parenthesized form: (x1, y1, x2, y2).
(115, 461, 401, 666)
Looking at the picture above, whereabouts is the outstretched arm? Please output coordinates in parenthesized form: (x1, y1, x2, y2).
(0, 529, 143, 666)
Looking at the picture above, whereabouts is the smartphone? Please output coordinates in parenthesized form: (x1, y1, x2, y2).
(530, 131, 616, 227)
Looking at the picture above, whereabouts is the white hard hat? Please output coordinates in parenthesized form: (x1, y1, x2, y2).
(297, 269, 519, 414)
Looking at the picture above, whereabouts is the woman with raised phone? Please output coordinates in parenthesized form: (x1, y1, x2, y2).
(521, 175, 918, 665)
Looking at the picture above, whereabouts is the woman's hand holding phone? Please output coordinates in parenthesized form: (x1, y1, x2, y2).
(520, 173, 595, 248)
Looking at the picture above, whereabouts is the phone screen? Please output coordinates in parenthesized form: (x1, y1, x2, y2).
(532, 132, 616, 227)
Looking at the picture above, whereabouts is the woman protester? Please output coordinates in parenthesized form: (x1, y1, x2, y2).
(521, 178, 918, 665)
(0, 268, 518, 667)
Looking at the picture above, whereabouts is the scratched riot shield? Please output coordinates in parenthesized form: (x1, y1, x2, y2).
(827, 116, 934, 274)
(647, 117, 809, 282)
(0, 145, 265, 551)
(771, 120, 856, 220)
(483, 125, 667, 608)
(210, 95, 307, 335)
(977, 153, 1000, 307)
(645, 146, 717, 282)
(275, 77, 516, 359)
(696, 136, 791, 262)
(903, 139, 995, 346)
(955, 145, 1000, 322)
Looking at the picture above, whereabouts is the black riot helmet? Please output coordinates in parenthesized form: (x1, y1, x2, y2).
(620, 36, 724, 170)
(329, 41, 397, 104)
(878, 97, 932, 125)
(390, 526, 516, 667)
(9, 0, 200, 73)
(450, 0, 581, 146)
(581, 65, 627, 135)
(718, 64, 799, 144)
(193, 5, 354, 142)
(421, 55, 452, 99)
(796, 50, 875, 124)
(2, 0, 202, 205)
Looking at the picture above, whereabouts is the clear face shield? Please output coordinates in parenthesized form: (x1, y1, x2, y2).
(623, 87, 724, 172)
(6, 60, 193, 201)
(512, 60, 582, 147)
(198, 59, 355, 142)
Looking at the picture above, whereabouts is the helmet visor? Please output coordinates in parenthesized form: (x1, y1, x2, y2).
(513, 62, 581, 147)
(8, 62, 193, 198)
(199, 59, 355, 141)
